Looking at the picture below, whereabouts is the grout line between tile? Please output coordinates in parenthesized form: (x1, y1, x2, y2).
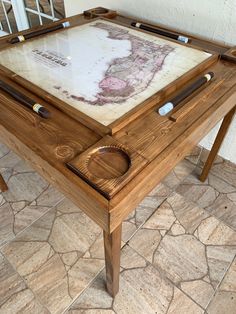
(205, 255, 236, 312)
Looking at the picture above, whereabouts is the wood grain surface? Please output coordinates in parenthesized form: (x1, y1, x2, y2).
(67, 136, 148, 199)
(0, 8, 235, 296)
(199, 105, 236, 182)
(0, 173, 8, 192)
(104, 224, 122, 297)
(221, 47, 236, 63)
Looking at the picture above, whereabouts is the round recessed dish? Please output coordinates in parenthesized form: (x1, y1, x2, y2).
(88, 146, 131, 180)
(231, 50, 236, 57)
(92, 8, 109, 15)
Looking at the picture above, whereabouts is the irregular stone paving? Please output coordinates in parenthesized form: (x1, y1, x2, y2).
(176, 167, 236, 231)
(0, 149, 64, 247)
(0, 143, 236, 314)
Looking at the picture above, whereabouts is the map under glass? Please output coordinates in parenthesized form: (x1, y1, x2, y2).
(0, 20, 212, 125)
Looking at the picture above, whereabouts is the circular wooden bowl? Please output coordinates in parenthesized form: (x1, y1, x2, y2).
(231, 50, 236, 57)
(87, 146, 131, 180)
(91, 8, 109, 15)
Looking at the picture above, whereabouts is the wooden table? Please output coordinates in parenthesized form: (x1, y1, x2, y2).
(0, 7, 235, 297)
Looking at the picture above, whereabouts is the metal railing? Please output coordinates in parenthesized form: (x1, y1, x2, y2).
(0, 0, 64, 35)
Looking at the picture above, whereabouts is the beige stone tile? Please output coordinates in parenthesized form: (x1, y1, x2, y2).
(206, 246, 236, 288)
(128, 193, 236, 309)
(3, 172, 48, 203)
(163, 159, 196, 190)
(0, 178, 62, 247)
(16, 207, 56, 242)
(0, 253, 25, 306)
(205, 194, 236, 230)
(13, 204, 51, 234)
(0, 151, 21, 171)
(69, 310, 115, 313)
(130, 182, 171, 226)
(144, 200, 176, 231)
(113, 265, 172, 314)
(199, 148, 236, 188)
(0, 153, 65, 246)
(120, 244, 147, 269)
(207, 291, 236, 314)
(167, 193, 209, 233)
(0, 143, 10, 158)
(122, 182, 171, 242)
(67, 271, 113, 313)
(11, 200, 27, 214)
(2, 198, 104, 314)
(68, 246, 204, 314)
(68, 246, 174, 314)
(68, 257, 104, 298)
(13, 159, 36, 173)
(87, 233, 104, 260)
(176, 169, 236, 231)
(167, 287, 204, 314)
(129, 228, 161, 263)
(0, 202, 15, 247)
(0, 288, 50, 314)
(185, 145, 202, 165)
(49, 211, 100, 255)
(175, 171, 219, 208)
(228, 192, 236, 202)
(122, 220, 137, 242)
(196, 216, 236, 245)
(35, 184, 64, 207)
(170, 222, 185, 235)
(0, 194, 5, 206)
(154, 234, 208, 284)
(25, 253, 72, 313)
(198, 147, 224, 168)
(207, 258, 236, 314)
(200, 150, 236, 187)
(0, 253, 48, 313)
(220, 258, 236, 292)
(180, 280, 214, 308)
(208, 174, 236, 193)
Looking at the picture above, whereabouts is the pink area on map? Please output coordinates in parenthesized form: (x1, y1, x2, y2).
(99, 76, 127, 91)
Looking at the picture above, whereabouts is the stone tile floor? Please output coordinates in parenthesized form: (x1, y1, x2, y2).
(0, 143, 236, 313)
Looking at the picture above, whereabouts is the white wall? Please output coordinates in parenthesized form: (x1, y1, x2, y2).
(64, 0, 236, 163)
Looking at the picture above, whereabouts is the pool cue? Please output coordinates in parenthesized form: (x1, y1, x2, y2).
(158, 72, 215, 116)
(0, 80, 51, 119)
(9, 21, 70, 44)
(131, 22, 189, 44)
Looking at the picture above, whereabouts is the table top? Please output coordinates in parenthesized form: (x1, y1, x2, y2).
(0, 19, 212, 127)
(0, 8, 235, 233)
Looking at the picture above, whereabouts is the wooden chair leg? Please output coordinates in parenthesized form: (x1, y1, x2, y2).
(103, 224, 122, 297)
(0, 173, 8, 192)
(199, 106, 236, 182)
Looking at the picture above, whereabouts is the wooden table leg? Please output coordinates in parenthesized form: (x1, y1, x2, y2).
(103, 224, 122, 297)
(0, 173, 8, 192)
(199, 106, 236, 182)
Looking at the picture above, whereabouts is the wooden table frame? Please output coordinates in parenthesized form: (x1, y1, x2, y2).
(0, 8, 236, 297)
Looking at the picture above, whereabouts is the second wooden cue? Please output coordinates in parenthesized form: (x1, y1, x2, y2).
(0, 80, 51, 119)
(158, 72, 215, 116)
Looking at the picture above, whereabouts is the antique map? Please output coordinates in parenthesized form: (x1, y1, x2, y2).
(0, 20, 212, 125)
